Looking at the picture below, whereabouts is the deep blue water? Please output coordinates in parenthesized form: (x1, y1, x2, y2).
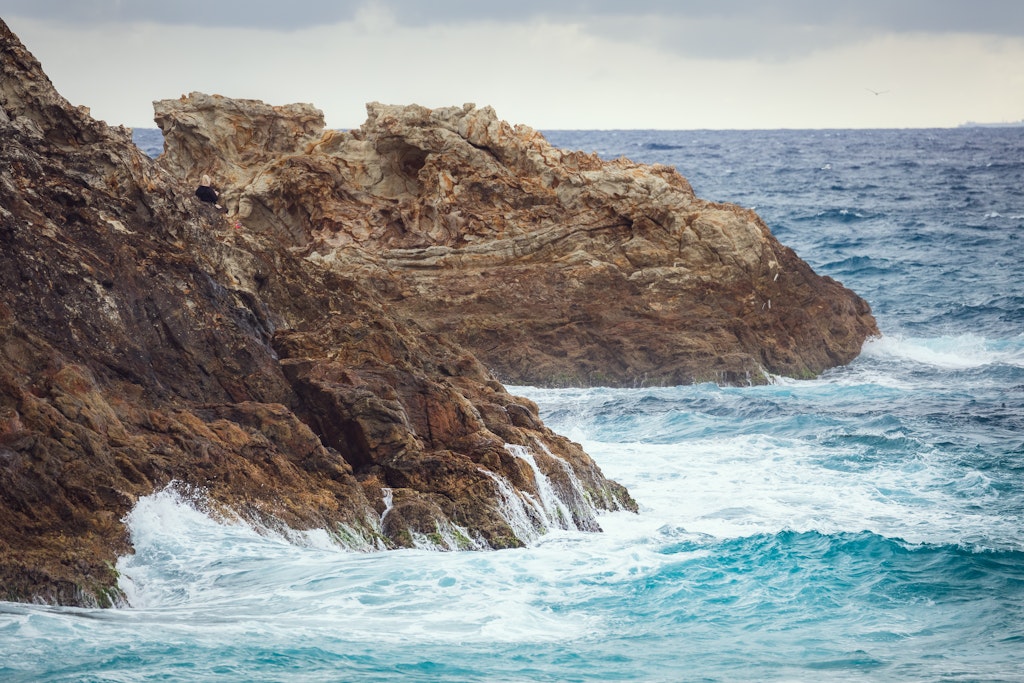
(2, 127, 1022, 682)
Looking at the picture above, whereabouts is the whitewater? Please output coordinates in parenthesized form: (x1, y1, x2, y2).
(2, 127, 1022, 682)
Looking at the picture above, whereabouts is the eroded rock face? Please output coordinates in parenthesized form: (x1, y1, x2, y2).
(0, 20, 634, 606)
(155, 97, 879, 387)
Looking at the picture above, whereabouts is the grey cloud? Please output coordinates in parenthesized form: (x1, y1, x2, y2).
(379, 0, 1024, 39)
(6, 0, 1024, 44)
(1, 0, 363, 30)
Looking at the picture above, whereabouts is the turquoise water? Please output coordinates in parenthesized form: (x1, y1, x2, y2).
(2, 128, 1022, 681)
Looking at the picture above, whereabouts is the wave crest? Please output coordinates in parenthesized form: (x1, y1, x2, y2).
(861, 334, 1024, 370)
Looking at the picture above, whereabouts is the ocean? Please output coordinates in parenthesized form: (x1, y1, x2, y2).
(3, 127, 1022, 682)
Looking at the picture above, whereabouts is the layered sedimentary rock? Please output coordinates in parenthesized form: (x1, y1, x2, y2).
(155, 96, 879, 386)
(0, 20, 634, 606)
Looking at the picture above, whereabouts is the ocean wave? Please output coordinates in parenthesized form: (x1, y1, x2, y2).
(860, 334, 1024, 370)
(639, 142, 684, 150)
(793, 207, 876, 223)
(648, 530, 1024, 625)
(114, 487, 601, 644)
(116, 485, 355, 608)
(820, 254, 897, 277)
(574, 423, 1021, 554)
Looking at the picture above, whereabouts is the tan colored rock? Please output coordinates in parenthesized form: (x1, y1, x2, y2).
(156, 97, 879, 386)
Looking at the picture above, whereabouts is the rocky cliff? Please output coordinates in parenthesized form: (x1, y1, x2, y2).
(154, 96, 879, 387)
(0, 20, 635, 607)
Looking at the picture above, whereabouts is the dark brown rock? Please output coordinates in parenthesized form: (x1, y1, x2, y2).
(0, 20, 634, 606)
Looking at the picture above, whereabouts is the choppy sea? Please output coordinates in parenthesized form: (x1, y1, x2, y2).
(3, 127, 1022, 682)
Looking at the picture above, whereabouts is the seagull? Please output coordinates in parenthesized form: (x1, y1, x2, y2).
(865, 88, 890, 96)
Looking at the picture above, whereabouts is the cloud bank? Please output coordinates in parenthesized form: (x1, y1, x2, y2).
(4, 2, 1024, 129)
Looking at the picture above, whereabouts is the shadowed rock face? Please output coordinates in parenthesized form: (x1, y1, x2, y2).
(155, 97, 879, 387)
(0, 20, 634, 606)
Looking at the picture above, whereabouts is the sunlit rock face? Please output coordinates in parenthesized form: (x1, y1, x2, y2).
(156, 95, 878, 388)
(0, 20, 634, 607)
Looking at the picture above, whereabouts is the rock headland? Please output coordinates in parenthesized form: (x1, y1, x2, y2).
(0, 20, 634, 606)
(154, 95, 879, 386)
(1, 14, 878, 606)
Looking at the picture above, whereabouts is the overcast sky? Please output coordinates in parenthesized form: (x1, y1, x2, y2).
(5, 1, 1024, 129)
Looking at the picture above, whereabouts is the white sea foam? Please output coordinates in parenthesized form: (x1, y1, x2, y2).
(505, 444, 580, 531)
(476, 441, 605, 542)
(573, 431, 1020, 551)
(480, 467, 547, 542)
(532, 437, 595, 512)
(507, 376, 1022, 551)
(860, 333, 1024, 369)
(116, 485, 323, 608)
(113, 485, 605, 643)
(117, 443, 609, 611)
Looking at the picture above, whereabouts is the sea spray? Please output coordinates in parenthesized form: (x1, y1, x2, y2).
(117, 445, 610, 569)
(116, 483, 384, 607)
(530, 437, 615, 524)
(379, 487, 394, 526)
(859, 333, 1024, 370)
(504, 444, 580, 531)
(479, 467, 548, 543)
(405, 520, 488, 551)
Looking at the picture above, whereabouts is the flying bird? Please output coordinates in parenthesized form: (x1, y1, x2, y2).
(865, 88, 890, 96)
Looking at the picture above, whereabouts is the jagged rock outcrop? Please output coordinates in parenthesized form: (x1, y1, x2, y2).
(155, 96, 879, 387)
(0, 20, 634, 606)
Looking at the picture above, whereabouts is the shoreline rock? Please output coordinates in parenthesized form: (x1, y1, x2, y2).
(154, 97, 879, 387)
(0, 20, 634, 607)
